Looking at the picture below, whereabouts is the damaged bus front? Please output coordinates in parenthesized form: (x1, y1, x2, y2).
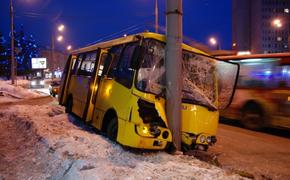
(135, 38, 239, 151)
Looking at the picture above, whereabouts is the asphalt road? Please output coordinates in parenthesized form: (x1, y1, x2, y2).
(209, 123, 290, 179)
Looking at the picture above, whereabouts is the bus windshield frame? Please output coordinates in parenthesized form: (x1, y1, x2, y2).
(135, 38, 239, 110)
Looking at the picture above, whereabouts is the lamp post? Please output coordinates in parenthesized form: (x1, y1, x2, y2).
(51, 24, 65, 71)
(10, 0, 16, 84)
(155, 0, 159, 33)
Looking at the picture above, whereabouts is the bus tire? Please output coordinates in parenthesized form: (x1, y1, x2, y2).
(106, 117, 118, 141)
(65, 97, 73, 114)
(241, 103, 264, 131)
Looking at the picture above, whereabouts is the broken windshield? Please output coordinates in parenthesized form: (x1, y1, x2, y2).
(136, 39, 239, 110)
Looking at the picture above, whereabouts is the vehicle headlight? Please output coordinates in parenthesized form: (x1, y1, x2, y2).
(199, 135, 206, 143)
(31, 81, 36, 86)
(207, 136, 212, 143)
(40, 80, 45, 85)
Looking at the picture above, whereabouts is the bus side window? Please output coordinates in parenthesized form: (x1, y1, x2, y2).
(114, 43, 136, 88)
(105, 45, 124, 78)
(72, 54, 84, 75)
(77, 51, 97, 76)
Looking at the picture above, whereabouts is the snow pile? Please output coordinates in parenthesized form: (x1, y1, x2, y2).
(0, 80, 40, 99)
(0, 101, 244, 180)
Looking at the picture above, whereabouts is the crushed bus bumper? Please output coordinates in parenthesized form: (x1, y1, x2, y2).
(117, 120, 172, 150)
(181, 132, 217, 151)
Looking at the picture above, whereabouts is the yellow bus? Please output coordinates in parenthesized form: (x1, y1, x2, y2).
(58, 32, 239, 151)
(219, 53, 290, 130)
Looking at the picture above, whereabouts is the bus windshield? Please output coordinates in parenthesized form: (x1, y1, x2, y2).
(136, 39, 239, 110)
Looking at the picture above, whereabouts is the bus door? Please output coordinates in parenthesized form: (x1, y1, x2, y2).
(59, 55, 77, 105)
(91, 43, 137, 130)
(69, 50, 99, 118)
(85, 49, 108, 122)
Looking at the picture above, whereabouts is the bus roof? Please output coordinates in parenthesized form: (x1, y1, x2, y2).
(71, 32, 207, 55)
(217, 52, 290, 65)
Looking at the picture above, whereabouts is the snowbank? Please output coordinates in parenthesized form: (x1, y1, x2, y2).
(0, 101, 245, 180)
(0, 80, 244, 179)
(0, 80, 40, 99)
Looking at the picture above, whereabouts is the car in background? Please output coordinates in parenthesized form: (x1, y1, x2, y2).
(49, 79, 61, 97)
(30, 77, 45, 89)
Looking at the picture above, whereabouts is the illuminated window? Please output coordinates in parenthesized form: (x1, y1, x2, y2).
(284, 8, 289, 13)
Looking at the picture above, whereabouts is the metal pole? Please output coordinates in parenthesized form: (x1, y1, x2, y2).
(165, 0, 183, 151)
(10, 0, 15, 84)
(155, 0, 159, 33)
(51, 25, 55, 76)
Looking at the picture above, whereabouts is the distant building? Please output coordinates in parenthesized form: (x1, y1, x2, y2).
(40, 48, 68, 73)
(232, 0, 290, 54)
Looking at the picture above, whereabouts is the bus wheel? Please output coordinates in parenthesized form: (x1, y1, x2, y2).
(241, 104, 264, 131)
(65, 97, 73, 114)
(107, 117, 118, 141)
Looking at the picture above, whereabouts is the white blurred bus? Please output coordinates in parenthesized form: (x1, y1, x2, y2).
(219, 53, 290, 130)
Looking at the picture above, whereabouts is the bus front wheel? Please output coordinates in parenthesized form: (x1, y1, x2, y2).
(241, 104, 264, 131)
(107, 117, 118, 141)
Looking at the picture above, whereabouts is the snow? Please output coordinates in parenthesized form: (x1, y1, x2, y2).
(0, 80, 245, 180)
(0, 80, 40, 99)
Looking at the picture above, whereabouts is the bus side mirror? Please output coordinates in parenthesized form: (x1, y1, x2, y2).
(131, 46, 145, 70)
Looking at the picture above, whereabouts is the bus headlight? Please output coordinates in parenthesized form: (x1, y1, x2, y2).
(40, 80, 45, 85)
(199, 135, 206, 143)
(142, 126, 149, 134)
(31, 81, 36, 86)
(207, 136, 212, 143)
(149, 125, 161, 137)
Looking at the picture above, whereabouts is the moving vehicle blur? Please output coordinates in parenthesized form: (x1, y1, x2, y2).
(218, 53, 290, 130)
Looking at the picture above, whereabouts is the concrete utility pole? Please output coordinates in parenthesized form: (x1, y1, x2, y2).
(155, 0, 159, 33)
(10, 0, 16, 84)
(165, 0, 183, 151)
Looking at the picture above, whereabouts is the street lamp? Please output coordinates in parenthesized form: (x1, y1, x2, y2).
(272, 18, 282, 28)
(66, 45, 72, 51)
(57, 35, 63, 42)
(58, 24, 65, 32)
(209, 37, 220, 50)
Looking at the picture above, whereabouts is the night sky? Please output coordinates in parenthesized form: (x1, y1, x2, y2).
(0, 0, 231, 51)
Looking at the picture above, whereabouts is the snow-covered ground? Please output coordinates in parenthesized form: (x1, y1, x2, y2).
(0, 80, 245, 179)
(0, 80, 40, 99)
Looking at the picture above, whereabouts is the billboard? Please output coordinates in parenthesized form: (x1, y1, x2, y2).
(31, 58, 47, 69)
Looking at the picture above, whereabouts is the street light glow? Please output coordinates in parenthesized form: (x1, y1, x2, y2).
(209, 37, 217, 45)
(58, 24, 65, 32)
(272, 19, 282, 28)
(67, 45, 72, 50)
(57, 35, 63, 42)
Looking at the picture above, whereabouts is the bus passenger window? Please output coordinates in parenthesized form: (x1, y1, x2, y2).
(72, 54, 83, 75)
(105, 45, 124, 78)
(77, 52, 97, 76)
(114, 43, 136, 88)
